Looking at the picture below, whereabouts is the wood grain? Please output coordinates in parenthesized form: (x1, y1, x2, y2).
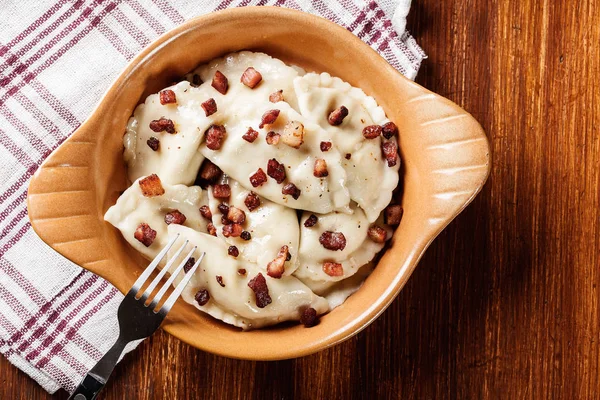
(2, 1, 599, 398)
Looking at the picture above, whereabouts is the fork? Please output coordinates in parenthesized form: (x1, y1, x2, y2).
(69, 234, 204, 400)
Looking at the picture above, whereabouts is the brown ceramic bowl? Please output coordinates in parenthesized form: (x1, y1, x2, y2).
(27, 7, 490, 360)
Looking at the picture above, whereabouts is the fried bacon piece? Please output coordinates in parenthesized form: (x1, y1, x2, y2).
(381, 122, 398, 139)
(313, 159, 328, 178)
(300, 307, 319, 327)
(328, 106, 348, 126)
(139, 174, 165, 197)
(367, 225, 387, 243)
(211, 70, 228, 94)
(149, 117, 175, 134)
(282, 183, 301, 200)
(269, 90, 283, 103)
(304, 214, 318, 227)
(266, 131, 280, 145)
(267, 158, 286, 184)
(216, 276, 225, 287)
(205, 124, 227, 150)
(242, 127, 259, 143)
(267, 245, 289, 279)
(183, 257, 196, 273)
(196, 159, 222, 187)
(227, 206, 246, 224)
(228, 246, 239, 258)
(222, 223, 243, 237)
(248, 273, 272, 308)
(281, 121, 304, 148)
(201, 98, 217, 117)
(164, 210, 186, 225)
(322, 262, 343, 277)
(381, 141, 398, 167)
(320, 141, 332, 152)
(195, 289, 210, 306)
(146, 136, 159, 151)
(199, 205, 212, 220)
(249, 168, 268, 187)
(244, 191, 261, 211)
(240, 67, 262, 88)
(319, 231, 346, 251)
(207, 222, 217, 236)
(134, 223, 156, 247)
(212, 184, 231, 199)
(259, 109, 280, 129)
(363, 125, 382, 139)
(384, 205, 403, 225)
(241, 231, 251, 240)
(159, 89, 176, 105)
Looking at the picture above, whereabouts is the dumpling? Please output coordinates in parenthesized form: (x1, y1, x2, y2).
(167, 225, 329, 329)
(294, 72, 400, 222)
(104, 176, 208, 260)
(207, 178, 300, 275)
(199, 100, 351, 214)
(294, 206, 392, 282)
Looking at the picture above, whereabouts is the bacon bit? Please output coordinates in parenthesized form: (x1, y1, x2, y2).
(147, 136, 159, 151)
(201, 98, 217, 116)
(227, 206, 246, 224)
(164, 210, 186, 225)
(384, 205, 403, 225)
(218, 203, 230, 215)
(241, 231, 251, 240)
(216, 276, 225, 287)
(195, 289, 210, 306)
(319, 231, 347, 251)
(183, 257, 196, 273)
(228, 246, 240, 258)
(149, 117, 175, 134)
(221, 215, 230, 225)
(267, 158, 286, 184)
(259, 109, 280, 129)
(304, 214, 318, 227)
(367, 225, 387, 243)
(363, 125, 382, 139)
(222, 223, 243, 237)
(238, 269, 247, 276)
(328, 106, 348, 126)
(267, 245, 289, 279)
(282, 183, 301, 200)
(205, 124, 227, 150)
(159, 89, 176, 105)
(266, 131, 280, 145)
(382, 122, 399, 139)
(269, 90, 284, 103)
(191, 74, 203, 87)
(138, 174, 165, 197)
(241, 67, 262, 88)
(134, 223, 156, 247)
(199, 205, 212, 220)
(249, 168, 268, 187)
(322, 262, 343, 277)
(345, 153, 352, 160)
(242, 127, 259, 143)
(313, 159, 328, 178)
(381, 141, 398, 167)
(248, 273, 272, 308)
(212, 184, 231, 199)
(281, 120, 304, 148)
(211, 70, 228, 94)
(196, 159, 222, 187)
(244, 191, 261, 211)
(207, 222, 217, 236)
(320, 141, 332, 152)
(300, 307, 319, 327)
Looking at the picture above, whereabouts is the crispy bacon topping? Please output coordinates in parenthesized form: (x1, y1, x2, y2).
(320, 141, 332, 152)
(237, 269, 247, 276)
(146, 136, 159, 151)
(267, 245, 289, 279)
(207, 222, 217, 236)
(328, 106, 348, 126)
(241, 231, 251, 241)
(322, 262, 343, 277)
(367, 225, 387, 243)
(211, 70, 228, 94)
(138, 174, 165, 197)
(363, 125, 382, 139)
(249, 168, 268, 187)
(282, 183, 301, 200)
(222, 223, 243, 237)
(159, 89, 176, 105)
(195, 289, 210, 306)
(248, 273, 272, 308)
(319, 231, 347, 251)
(228, 246, 239, 258)
(242, 127, 259, 143)
(345, 153, 352, 160)
(381, 141, 398, 167)
(313, 159, 328, 178)
(259, 109, 280, 129)
(199, 205, 212, 220)
(384, 205, 403, 225)
(212, 184, 231, 199)
(381, 122, 398, 139)
(183, 257, 196, 273)
(269, 90, 284, 103)
(227, 206, 246, 224)
(218, 203, 230, 216)
(244, 191, 261, 211)
(149, 117, 175, 134)
(216, 276, 225, 287)
(241, 67, 262, 88)
(201, 98, 217, 117)
(205, 124, 227, 150)
(164, 210, 186, 225)
(300, 307, 318, 327)
(304, 214, 318, 228)
(197, 160, 222, 187)
(266, 131, 280, 145)
(134, 223, 156, 247)
(267, 158, 286, 184)
(281, 121, 304, 148)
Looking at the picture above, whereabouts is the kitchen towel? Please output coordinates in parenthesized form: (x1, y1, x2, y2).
(0, 0, 426, 394)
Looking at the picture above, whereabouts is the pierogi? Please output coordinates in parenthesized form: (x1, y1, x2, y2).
(106, 51, 402, 329)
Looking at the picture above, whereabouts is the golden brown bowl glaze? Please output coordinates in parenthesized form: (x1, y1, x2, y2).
(27, 7, 490, 360)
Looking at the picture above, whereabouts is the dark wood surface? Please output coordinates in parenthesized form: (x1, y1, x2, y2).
(3, 1, 600, 398)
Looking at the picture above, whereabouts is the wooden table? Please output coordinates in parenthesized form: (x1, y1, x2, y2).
(3, 1, 599, 398)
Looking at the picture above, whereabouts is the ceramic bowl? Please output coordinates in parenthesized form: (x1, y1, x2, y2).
(27, 7, 490, 360)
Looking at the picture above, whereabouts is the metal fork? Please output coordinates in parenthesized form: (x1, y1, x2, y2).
(69, 234, 204, 400)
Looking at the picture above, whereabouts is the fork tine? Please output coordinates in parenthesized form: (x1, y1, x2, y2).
(148, 246, 197, 309)
(138, 239, 189, 303)
(128, 233, 180, 297)
(157, 252, 206, 316)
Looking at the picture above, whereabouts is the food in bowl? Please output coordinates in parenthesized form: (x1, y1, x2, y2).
(105, 51, 402, 329)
